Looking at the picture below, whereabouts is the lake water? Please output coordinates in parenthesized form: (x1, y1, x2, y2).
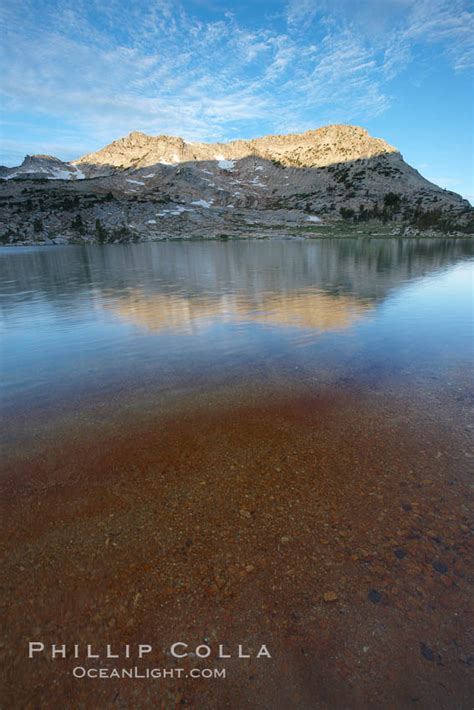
(2, 238, 474, 709)
(1, 238, 473, 428)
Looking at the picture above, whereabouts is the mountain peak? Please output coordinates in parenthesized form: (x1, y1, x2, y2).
(27, 154, 64, 161)
(74, 124, 398, 172)
(1, 154, 85, 181)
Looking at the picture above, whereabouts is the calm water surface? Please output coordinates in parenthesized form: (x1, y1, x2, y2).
(1, 239, 473, 420)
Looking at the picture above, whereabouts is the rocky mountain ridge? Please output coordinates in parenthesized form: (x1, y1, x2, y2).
(1, 125, 472, 244)
(74, 125, 398, 174)
(0, 154, 84, 181)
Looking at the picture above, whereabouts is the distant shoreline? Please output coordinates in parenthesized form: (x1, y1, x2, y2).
(2, 222, 474, 247)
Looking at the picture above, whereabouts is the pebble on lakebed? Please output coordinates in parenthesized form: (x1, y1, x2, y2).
(368, 589, 382, 604)
(432, 560, 448, 574)
(420, 643, 435, 661)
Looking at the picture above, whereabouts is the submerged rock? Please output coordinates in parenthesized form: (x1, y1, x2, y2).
(368, 589, 382, 604)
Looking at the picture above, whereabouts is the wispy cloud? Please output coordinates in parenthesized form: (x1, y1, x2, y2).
(0, 0, 472, 163)
(403, 0, 474, 70)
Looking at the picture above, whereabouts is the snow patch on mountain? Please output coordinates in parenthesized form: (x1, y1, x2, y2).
(191, 199, 213, 208)
(215, 156, 235, 171)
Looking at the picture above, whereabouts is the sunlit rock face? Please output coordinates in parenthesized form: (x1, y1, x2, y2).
(74, 125, 399, 172)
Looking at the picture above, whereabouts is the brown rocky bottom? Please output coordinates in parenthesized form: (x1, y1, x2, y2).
(1, 381, 473, 709)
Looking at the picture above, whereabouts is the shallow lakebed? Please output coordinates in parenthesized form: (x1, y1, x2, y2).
(1, 238, 473, 708)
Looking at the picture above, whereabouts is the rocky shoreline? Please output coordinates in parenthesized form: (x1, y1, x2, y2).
(1, 212, 472, 248)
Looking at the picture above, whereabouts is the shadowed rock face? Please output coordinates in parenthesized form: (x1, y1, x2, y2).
(0, 125, 472, 243)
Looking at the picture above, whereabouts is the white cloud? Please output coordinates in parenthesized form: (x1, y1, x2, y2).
(0, 0, 472, 163)
(403, 0, 474, 69)
(286, 0, 473, 73)
(286, 0, 320, 30)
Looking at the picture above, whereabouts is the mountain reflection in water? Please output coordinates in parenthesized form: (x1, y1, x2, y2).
(107, 290, 373, 334)
(1, 237, 473, 416)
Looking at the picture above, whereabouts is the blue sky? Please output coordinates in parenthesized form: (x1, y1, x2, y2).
(1, 0, 473, 200)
